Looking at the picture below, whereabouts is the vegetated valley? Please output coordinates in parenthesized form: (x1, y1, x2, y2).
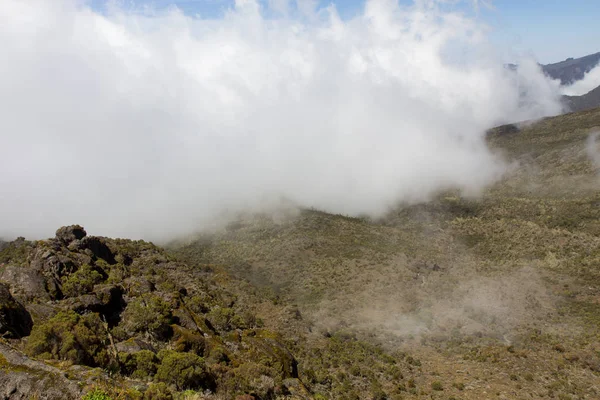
(1, 107, 600, 399)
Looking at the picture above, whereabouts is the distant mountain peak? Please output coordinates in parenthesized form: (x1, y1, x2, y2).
(542, 51, 600, 85)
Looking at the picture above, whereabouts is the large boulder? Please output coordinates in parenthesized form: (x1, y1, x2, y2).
(0, 283, 33, 338)
(0, 341, 83, 400)
(0, 265, 50, 302)
(55, 225, 87, 245)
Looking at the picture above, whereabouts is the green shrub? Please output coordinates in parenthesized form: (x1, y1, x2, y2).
(156, 350, 212, 390)
(226, 362, 279, 399)
(120, 294, 174, 340)
(171, 325, 205, 355)
(431, 381, 443, 391)
(119, 350, 159, 379)
(205, 342, 230, 365)
(133, 350, 159, 379)
(81, 388, 113, 400)
(26, 310, 109, 367)
(62, 264, 104, 297)
(106, 263, 128, 284)
(143, 383, 173, 400)
(0, 237, 31, 265)
(206, 307, 245, 332)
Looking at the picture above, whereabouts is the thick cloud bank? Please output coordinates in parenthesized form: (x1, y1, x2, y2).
(561, 62, 600, 96)
(0, 0, 562, 240)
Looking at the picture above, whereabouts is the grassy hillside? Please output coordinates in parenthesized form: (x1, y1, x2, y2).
(564, 85, 600, 113)
(175, 107, 600, 399)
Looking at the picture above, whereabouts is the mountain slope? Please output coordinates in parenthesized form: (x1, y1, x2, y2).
(542, 52, 600, 85)
(177, 106, 600, 399)
(563, 85, 600, 112)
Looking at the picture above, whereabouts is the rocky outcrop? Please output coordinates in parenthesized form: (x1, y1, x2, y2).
(0, 341, 82, 400)
(0, 225, 311, 399)
(55, 225, 87, 245)
(0, 266, 49, 303)
(80, 236, 117, 265)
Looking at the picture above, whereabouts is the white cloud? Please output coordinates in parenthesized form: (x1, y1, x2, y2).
(0, 0, 562, 241)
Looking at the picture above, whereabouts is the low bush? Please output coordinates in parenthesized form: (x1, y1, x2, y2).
(156, 350, 212, 391)
(26, 310, 109, 367)
(61, 264, 104, 297)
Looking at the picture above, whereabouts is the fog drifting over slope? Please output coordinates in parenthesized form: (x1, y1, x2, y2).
(561, 62, 600, 96)
(0, 0, 563, 240)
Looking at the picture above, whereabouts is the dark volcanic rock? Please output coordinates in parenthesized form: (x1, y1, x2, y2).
(81, 236, 116, 265)
(95, 284, 126, 325)
(63, 294, 104, 314)
(28, 249, 77, 300)
(63, 284, 125, 325)
(95, 284, 123, 306)
(0, 283, 33, 338)
(55, 225, 87, 245)
(29, 248, 78, 277)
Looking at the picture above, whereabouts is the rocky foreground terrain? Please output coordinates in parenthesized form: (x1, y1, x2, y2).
(2, 107, 600, 400)
(0, 225, 314, 399)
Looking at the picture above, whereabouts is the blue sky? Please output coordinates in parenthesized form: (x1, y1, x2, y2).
(89, 0, 600, 64)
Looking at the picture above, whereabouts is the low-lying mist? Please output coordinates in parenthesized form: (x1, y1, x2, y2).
(561, 62, 600, 96)
(587, 130, 600, 169)
(0, 0, 563, 241)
